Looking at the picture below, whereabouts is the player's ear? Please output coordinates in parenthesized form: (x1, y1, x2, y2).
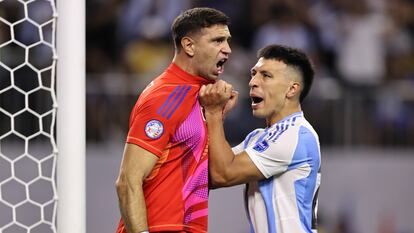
(181, 36, 195, 57)
(286, 81, 301, 99)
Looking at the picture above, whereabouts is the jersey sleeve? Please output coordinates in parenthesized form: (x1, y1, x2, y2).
(127, 85, 196, 157)
(232, 129, 262, 155)
(231, 142, 244, 154)
(244, 126, 304, 178)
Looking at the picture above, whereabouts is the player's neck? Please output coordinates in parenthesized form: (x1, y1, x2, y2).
(267, 104, 302, 127)
(172, 53, 198, 77)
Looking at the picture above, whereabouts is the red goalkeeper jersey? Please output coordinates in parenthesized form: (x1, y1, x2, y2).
(116, 63, 211, 233)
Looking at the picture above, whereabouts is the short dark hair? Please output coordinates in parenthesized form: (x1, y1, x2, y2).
(171, 7, 230, 51)
(257, 45, 315, 103)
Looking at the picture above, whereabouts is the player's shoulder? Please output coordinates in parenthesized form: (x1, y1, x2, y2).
(137, 81, 198, 120)
(297, 117, 318, 136)
(294, 118, 320, 152)
(140, 79, 197, 103)
(244, 128, 265, 143)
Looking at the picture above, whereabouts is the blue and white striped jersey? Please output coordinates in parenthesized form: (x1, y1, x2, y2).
(232, 111, 321, 233)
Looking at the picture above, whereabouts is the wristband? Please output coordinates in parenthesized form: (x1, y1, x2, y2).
(140, 231, 149, 233)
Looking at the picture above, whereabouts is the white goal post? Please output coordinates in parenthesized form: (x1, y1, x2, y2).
(0, 0, 61, 232)
(56, 0, 85, 233)
(0, 0, 85, 232)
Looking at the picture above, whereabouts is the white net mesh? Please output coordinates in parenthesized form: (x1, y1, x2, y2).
(0, 0, 57, 232)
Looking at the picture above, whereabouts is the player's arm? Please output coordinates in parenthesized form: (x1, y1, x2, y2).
(115, 143, 158, 233)
(204, 110, 264, 188)
(200, 81, 265, 188)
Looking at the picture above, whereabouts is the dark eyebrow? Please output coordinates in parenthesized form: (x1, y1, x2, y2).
(260, 70, 272, 77)
(211, 35, 232, 42)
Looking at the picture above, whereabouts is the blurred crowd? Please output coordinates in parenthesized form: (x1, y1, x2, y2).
(85, 0, 414, 147)
(2, 0, 413, 146)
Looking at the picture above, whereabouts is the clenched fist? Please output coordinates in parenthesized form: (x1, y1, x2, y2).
(199, 80, 238, 116)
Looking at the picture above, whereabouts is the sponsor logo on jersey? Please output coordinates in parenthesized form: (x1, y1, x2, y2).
(253, 140, 269, 152)
(145, 120, 164, 139)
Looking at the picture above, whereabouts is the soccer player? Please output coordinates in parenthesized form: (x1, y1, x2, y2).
(115, 8, 231, 233)
(200, 45, 321, 233)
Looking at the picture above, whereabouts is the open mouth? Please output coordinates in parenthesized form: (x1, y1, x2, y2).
(251, 96, 264, 104)
(216, 58, 227, 74)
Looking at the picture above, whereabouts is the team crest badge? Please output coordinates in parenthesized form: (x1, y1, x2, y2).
(253, 140, 269, 152)
(145, 120, 164, 139)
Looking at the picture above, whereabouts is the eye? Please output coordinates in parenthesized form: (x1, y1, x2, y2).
(261, 72, 272, 78)
(213, 36, 229, 45)
(216, 38, 224, 44)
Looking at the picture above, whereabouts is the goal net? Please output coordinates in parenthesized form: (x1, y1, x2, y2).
(0, 0, 58, 232)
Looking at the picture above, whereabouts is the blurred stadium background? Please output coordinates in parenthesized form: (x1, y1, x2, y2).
(1, 0, 414, 232)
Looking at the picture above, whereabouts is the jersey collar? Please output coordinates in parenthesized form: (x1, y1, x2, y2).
(167, 63, 213, 85)
(268, 111, 304, 129)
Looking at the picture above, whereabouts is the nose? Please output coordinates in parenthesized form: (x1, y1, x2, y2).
(221, 41, 232, 55)
(249, 74, 259, 88)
